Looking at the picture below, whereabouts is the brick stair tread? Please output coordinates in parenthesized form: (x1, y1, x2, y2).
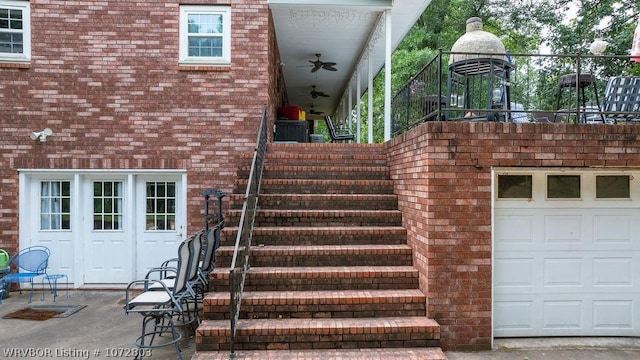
(224, 226, 407, 235)
(216, 244, 412, 256)
(205, 289, 426, 306)
(192, 347, 447, 360)
(212, 266, 419, 278)
(258, 165, 390, 172)
(255, 193, 398, 200)
(229, 209, 402, 217)
(197, 316, 440, 337)
(244, 179, 394, 186)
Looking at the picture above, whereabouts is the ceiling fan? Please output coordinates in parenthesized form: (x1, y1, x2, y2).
(308, 106, 324, 115)
(310, 85, 329, 99)
(308, 53, 337, 73)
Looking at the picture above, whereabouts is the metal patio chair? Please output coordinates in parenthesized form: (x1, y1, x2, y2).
(1, 246, 50, 303)
(602, 76, 640, 123)
(324, 115, 355, 142)
(124, 237, 197, 360)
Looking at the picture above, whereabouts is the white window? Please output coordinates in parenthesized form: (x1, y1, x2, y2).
(0, 0, 30, 62)
(179, 5, 231, 65)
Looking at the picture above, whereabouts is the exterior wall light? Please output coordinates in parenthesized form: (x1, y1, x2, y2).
(30, 128, 53, 143)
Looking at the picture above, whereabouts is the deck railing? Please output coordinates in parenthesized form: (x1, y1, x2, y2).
(391, 51, 639, 136)
(229, 106, 268, 357)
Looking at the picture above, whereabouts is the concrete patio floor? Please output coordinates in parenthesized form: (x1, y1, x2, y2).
(1, 289, 639, 359)
(0, 289, 196, 360)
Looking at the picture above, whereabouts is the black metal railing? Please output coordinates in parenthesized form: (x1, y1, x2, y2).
(229, 106, 268, 357)
(391, 51, 639, 136)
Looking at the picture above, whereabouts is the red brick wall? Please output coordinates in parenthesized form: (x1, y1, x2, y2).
(385, 121, 640, 351)
(0, 1, 274, 252)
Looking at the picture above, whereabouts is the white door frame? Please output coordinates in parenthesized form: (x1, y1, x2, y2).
(18, 169, 187, 287)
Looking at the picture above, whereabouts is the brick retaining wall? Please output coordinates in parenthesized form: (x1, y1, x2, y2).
(385, 121, 640, 350)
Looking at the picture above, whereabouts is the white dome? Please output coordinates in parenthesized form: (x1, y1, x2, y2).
(449, 17, 507, 64)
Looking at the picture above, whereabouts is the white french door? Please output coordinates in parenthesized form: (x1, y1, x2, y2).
(134, 178, 186, 279)
(82, 177, 131, 284)
(20, 171, 186, 286)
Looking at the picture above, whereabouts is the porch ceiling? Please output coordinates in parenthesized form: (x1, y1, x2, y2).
(269, 0, 432, 119)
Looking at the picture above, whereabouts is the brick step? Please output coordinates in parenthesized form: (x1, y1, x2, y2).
(192, 347, 447, 360)
(219, 226, 407, 246)
(226, 209, 403, 227)
(238, 165, 390, 180)
(257, 194, 398, 210)
(202, 289, 426, 320)
(262, 156, 388, 167)
(215, 244, 413, 268)
(267, 143, 386, 156)
(196, 316, 440, 351)
(208, 266, 420, 292)
(238, 179, 395, 194)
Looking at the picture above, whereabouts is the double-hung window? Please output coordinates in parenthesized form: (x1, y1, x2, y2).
(0, 0, 30, 62)
(179, 5, 231, 65)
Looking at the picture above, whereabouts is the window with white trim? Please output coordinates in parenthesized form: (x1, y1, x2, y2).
(179, 5, 231, 65)
(0, 0, 30, 62)
(40, 181, 71, 230)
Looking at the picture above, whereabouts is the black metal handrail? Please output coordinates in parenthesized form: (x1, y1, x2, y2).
(229, 105, 268, 357)
(391, 51, 639, 136)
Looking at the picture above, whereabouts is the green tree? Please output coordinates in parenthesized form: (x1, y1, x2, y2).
(358, 0, 640, 142)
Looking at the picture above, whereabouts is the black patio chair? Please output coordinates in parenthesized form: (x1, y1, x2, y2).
(602, 76, 640, 123)
(324, 115, 355, 142)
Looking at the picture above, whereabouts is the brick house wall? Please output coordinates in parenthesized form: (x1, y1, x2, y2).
(0, 0, 279, 254)
(385, 121, 640, 351)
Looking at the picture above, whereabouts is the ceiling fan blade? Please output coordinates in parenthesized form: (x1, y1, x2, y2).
(323, 64, 337, 71)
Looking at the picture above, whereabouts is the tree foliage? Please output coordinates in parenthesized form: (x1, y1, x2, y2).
(357, 0, 640, 142)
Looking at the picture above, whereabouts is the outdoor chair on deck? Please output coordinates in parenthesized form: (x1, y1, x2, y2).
(1, 246, 50, 303)
(602, 76, 640, 123)
(324, 115, 355, 142)
(124, 237, 197, 360)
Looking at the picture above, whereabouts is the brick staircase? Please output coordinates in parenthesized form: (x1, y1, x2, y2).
(193, 143, 445, 360)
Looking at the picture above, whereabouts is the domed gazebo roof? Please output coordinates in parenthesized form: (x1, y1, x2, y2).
(449, 17, 507, 65)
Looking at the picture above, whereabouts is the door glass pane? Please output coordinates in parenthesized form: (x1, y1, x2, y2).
(93, 181, 123, 231)
(547, 175, 581, 199)
(40, 181, 71, 230)
(498, 175, 532, 198)
(596, 175, 630, 199)
(145, 181, 177, 231)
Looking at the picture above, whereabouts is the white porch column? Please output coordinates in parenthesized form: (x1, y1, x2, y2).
(356, 71, 362, 143)
(348, 82, 353, 129)
(383, 9, 392, 141)
(368, 53, 374, 144)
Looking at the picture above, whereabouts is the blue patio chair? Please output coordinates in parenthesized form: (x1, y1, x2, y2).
(1, 246, 50, 303)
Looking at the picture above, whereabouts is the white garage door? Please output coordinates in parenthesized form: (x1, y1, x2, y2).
(494, 170, 640, 337)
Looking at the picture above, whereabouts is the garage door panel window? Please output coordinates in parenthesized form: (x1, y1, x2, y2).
(596, 175, 630, 199)
(497, 175, 532, 199)
(40, 180, 71, 230)
(547, 175, 581, 199)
